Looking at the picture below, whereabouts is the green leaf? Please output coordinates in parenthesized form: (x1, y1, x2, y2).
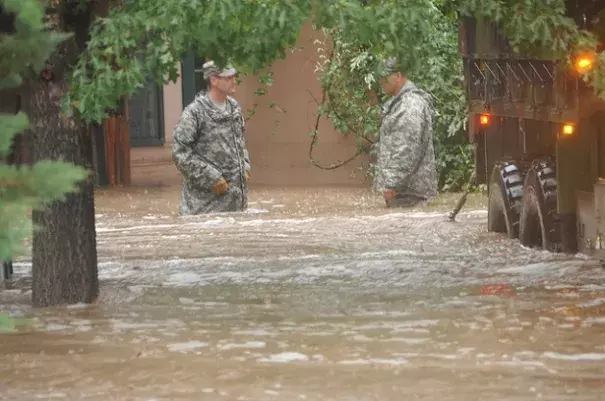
(0, 112, 29, 157)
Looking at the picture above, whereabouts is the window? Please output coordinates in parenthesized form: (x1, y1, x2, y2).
(181, 53, 207, 108)
(194, 55, 209, 94)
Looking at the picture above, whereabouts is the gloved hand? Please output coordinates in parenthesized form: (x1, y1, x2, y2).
(383, 188, 396, 200)
(213, 177, 229, 195)
(245, 170, 250, 182)
(383, 188, 396, 207)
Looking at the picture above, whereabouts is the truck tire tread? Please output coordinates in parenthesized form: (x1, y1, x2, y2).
(519, 159, 561, 252)
(488, 161, 524, 238)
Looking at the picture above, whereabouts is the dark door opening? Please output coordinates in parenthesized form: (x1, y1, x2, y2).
(129, 78, 165, 147)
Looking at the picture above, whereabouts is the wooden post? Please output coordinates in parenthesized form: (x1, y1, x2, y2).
(119, 100, 131, 185)
(101, 97, 131, 186)
(103, 115, 116, 185)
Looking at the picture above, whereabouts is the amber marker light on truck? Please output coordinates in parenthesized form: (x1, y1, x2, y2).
(479, 113, 490, 126)
(562, 123, 575, 136)
(575, 56, 593, 73)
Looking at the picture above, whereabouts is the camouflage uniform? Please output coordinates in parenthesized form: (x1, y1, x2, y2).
(374, 80, 438, 207)
(172, 92, 250, 215)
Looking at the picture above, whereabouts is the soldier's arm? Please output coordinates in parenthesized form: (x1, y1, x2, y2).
(241, 114, 251, 172)
(382, 97, 429, 189)
(243, 149, 251, 173)
(172, 107, 222, 188)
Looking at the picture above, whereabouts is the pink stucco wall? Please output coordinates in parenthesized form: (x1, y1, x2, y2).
(131, 22, 371, 188)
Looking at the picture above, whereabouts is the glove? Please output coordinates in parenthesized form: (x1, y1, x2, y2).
(383, 188, 396, 200)
(245, 170, 250, 182)
(213, 177, 229, 195)
(383, 189, 396, 208)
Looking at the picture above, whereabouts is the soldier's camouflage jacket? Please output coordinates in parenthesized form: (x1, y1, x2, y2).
(172, 92, 250, 215)
(374, 80, 438, 205)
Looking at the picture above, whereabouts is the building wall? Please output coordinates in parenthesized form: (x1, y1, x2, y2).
(131, 22, 371, 188)
(163, 70, 182, 145)
(130, 68, 182, 187)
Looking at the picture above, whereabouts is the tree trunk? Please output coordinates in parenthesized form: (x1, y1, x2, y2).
(23, 36, 99, 307)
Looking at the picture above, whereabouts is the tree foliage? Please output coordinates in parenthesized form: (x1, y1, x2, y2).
(310, 0, 605, 191)
(0, 0, 87, 262)
(311, 0, 470, 189)
(2, 0, 605, 299)
(65, 0, 605, 120)
(61, 0, 604, 192)
(64, 0, 313, 123)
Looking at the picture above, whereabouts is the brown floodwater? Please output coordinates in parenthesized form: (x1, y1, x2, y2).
(1, 187, 604, 400)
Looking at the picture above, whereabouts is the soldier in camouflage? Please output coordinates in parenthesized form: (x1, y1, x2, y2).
(373, 58, 438, 208)
(172, 60, 251, 215)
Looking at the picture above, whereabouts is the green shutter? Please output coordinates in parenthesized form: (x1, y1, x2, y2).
(182, 53, 210, 109)
(181, 53, 196, 108)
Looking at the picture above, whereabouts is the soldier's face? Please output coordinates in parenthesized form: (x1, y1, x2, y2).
(380, 73, 403, 95)
(211, 75, 238, 95)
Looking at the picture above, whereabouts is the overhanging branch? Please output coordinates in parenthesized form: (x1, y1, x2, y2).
(307, 40, 374, 171)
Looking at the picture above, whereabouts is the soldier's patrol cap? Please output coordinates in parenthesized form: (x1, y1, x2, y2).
(379, 57, 403, 76)
(202, 60, 237, 79)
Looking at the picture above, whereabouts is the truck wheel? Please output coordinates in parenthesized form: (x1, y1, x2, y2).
(518, 160, 560, 251)
(488, 161, 524, 238)
(2, 260, 12, 280)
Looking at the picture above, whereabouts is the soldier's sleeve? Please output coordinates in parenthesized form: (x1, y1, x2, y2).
(382, 96, 430, 190)
(243, 149, 251, 172)
(240, 113, 251, 172)
(172, 107, 223, 188)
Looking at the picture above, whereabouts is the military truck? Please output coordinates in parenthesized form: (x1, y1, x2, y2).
(458, 4, 605, 255)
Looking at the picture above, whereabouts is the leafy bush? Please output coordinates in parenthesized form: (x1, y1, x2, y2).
(311, 1, 473, 191)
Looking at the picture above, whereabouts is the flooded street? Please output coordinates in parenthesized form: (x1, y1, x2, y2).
(1, 187, 605, 400)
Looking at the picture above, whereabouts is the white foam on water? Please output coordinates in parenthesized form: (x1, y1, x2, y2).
(218, 341, 266, 350)
(167, 341, 209, 352)
(257, 352, 309, 363)
(245, 209, 270, 214)
(232, 329, 277, 337)
(582, 316, 605, 326)
(542, 352, 605, 361)
(496, 260, 586, 275)
(112, 322, 156, 330)
(165, 272, 208, 286)
(35, 392, 67, 399)
(97, 223, 182, 233)
(378, 337, 429, 345)
(238, 218, 317, 227)
(94, 208, 489, 236)
(579, 298, 605, 308)
(41, 323, 71, 332)
(424, 353, 460, 360)
(277, 254, 322, 261)
(338, 358, 409, 366)
(396, 319, 439, 329)
(178, 297, 196, 305)
(483, 360, 546, 368)
(371, 209, 487, 220)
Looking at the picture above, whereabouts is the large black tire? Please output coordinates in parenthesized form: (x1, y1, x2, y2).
(488, 161, 524, 238)
(518, 159, 561, 252)
(2, 260, 12, 280)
